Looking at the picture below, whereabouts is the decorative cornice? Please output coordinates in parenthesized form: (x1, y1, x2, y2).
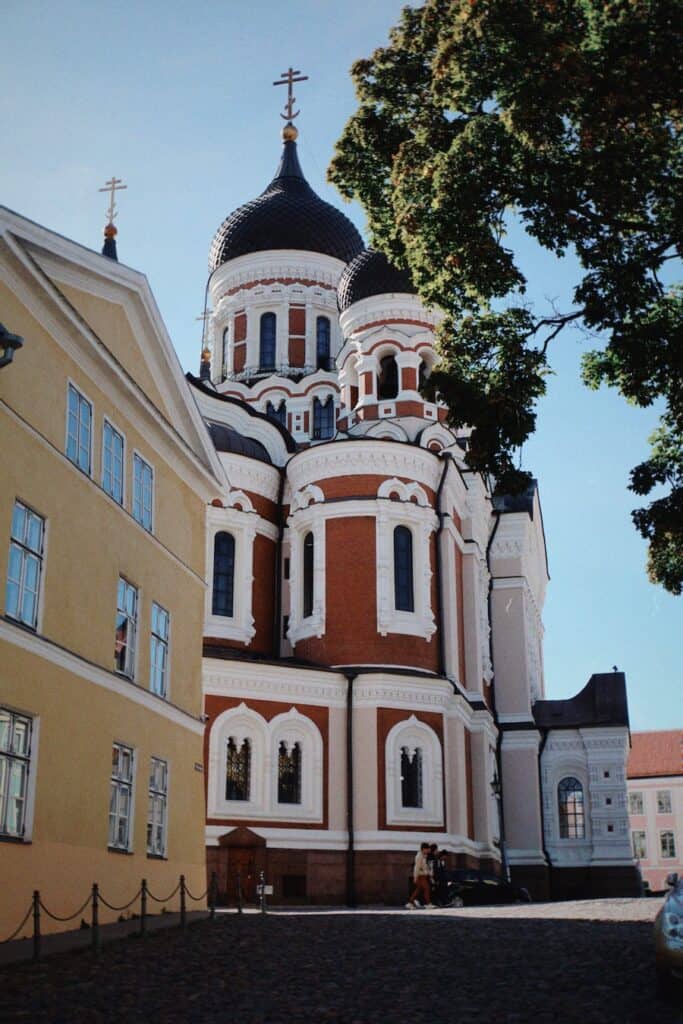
(287, 440, 442, 494)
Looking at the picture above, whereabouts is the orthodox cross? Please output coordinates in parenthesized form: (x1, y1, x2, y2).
(98, 176, 127, 224)
(273, 67, 308, 121)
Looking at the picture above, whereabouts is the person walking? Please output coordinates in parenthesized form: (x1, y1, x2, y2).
(406, 841, 434, 909)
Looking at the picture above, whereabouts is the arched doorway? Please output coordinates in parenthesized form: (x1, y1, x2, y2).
(216, 826, 267, 905)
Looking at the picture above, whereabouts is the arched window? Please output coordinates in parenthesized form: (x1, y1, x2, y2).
(401, 746, 423, 808)
(378, 354, 399, 399)
(259, 312, 276, 372)
(277, 740, 302, 804)
(418, 359, 428, 392)
(226, 737, 251, 800)
(303, 532, 314, 618)
(558, 777, 585, 838)
(316, 316, 331, 370)
(313, 396, 334, 440)
(394, 526, 414, 612)
(266, 400, 286, 426)
(212, 532, 235, 617)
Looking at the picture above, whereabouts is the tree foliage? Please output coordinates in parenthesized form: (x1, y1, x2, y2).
(328, 0, 683, 593)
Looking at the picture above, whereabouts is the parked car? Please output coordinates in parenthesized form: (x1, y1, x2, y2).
(435, 870, 531, 908)
(655, 872, 683, 992)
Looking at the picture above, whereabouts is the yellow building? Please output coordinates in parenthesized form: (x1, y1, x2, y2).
(0, 206, 222, 936)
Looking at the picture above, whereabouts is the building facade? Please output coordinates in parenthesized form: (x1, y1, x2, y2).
(628, 730, 683, 892)
(195, 122, 640, 904)
(0, 207, 221, 936)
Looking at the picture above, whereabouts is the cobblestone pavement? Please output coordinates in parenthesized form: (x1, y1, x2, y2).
(1, 899, 681, 1023)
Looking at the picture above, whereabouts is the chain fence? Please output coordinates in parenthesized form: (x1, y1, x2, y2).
(1, 872, 219, 961)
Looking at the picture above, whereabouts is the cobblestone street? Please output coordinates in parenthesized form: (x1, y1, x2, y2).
(1, 900, 681, 1023)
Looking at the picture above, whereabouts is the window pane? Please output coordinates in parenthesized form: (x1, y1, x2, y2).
(0, 711, 9, 752)
(394, 527, 414, 612)
(10, 504, 26, 542)
(212, 533, 235, 617)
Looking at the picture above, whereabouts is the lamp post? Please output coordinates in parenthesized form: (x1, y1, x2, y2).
(0, 323, 23, 369)
(490, 769, 509, 882)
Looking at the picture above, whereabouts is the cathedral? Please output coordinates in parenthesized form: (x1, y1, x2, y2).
(0, 86, 641, 935)
(191, 103, 640, 904)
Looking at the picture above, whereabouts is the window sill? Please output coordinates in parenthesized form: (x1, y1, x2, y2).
(107, 845, 133, 855)
(146, 853, 167, 861)
(0, 833, 31, 845)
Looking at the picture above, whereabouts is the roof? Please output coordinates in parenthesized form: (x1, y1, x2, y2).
(628, 730, 683, 779)
(533, 672, 630, 730)
(337, 248, 416, 312)
(207, 421, 272, 464)
(208, 138, 364, 272)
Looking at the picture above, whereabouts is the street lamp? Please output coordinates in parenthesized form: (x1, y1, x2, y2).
(0, 323, 23, 369)
(490, 769, 509, 881)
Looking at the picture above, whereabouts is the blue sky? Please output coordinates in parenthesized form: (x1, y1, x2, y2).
(3, 1, 680, 731)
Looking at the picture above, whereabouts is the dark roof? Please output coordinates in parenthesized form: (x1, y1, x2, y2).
(207, 422, 271, 464)
(208, 139, 364, 272)
(187, 374, 298, 453)
(492, 481, 538, 518)
(533, 672, 630, 730)
(337, 248, 417, 312)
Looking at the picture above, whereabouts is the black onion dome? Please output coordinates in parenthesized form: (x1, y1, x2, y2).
(337, 248, 417, 312)
(209, 139, 364, 272)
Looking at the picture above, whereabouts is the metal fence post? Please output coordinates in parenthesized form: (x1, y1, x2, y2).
(259, 870, 267, 916)
(32, 890, 41, 962)
(236, 870, 243, 914)
(180, 874, 187, 930)
(209, 871, 217, 921)
(140, 878, 147, 937)
(91, 883, 100, 953)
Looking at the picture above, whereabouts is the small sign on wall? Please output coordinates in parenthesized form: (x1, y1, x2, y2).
(194, 762, 204, 773)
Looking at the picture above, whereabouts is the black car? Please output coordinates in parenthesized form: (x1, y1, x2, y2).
(435, 870, 531, 908)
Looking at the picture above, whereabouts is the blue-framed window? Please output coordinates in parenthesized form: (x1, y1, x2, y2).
(66, 384, 92, 473)
(6, 501, 44, 629)
(212, 531, 235, 617)
(150, 602, 170, 698)
(303, 532, 314, 618)
(259, 313, 276, 371)
(102, 421, 124, 504)
(393, 525, 414, 612)
(312, 396, 334, 440)
(316, 316, 331, 370)
(133, 454, 154, 532)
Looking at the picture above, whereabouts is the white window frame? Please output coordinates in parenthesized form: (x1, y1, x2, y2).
(629, 791, 644, 815)
(631, 829, 647, 860)
(65, 381, 93, 475)
(5, 500, 45, 631)
(385, 715, 444, 827)
(205, 504, 256, 644)
(207, 704, 323, 823)
(102, 418, 125, 506)
(132, 451, 154, 532)
(109, 742, 135, 851)
(657, 790, 672, 814)
(660, 830, 676, 858)
(0, 706, 38, 840)
(149, 602, 170, 698)
(376, 479, 437, 640)
(287, 488, 326, 644)
(115, 577, 138, 679)
(147, 756, 168, 858)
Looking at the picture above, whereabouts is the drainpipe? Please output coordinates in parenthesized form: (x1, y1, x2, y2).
(271, 465, 286, 658)
(434, 453, 452, 679)
(537, 727, 553, 896)
(343, 669, 358, 907)
(486, 509, 510, 881)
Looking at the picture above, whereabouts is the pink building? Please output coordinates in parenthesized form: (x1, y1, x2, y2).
(627, 731, 683, 892)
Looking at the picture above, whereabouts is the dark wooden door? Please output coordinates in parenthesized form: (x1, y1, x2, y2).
(229, 847, 258, 904)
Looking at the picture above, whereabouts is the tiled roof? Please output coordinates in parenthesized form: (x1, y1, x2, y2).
(628, 730, 683, 779)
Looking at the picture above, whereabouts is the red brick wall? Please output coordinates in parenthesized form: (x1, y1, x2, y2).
(289, 338, 305, 366)
(234, 312, 247, 343)
(289, 306, 306, 335)
(233, 343, 246, 373)
(295, 517, 439, 671)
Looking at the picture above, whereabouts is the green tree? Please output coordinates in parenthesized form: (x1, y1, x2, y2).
(329, 0, 683, 593)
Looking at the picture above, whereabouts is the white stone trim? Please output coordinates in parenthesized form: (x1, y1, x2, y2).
(0, 617, 203, 733)
(385, 715, 444, 827)
(376, 497, 437, 640)
(203, 660, 347, 708)
(287, 441, 441, 495)
(287, 503, 326, 644)
(205, 505, 256, 643)
(206, 703, 323, 823)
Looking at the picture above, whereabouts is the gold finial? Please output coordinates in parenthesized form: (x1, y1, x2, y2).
(281, 122, 298, 142)
(273, 66, 308, 122)
(201, 346, 211, 364)
(98, 176, 127, 225)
